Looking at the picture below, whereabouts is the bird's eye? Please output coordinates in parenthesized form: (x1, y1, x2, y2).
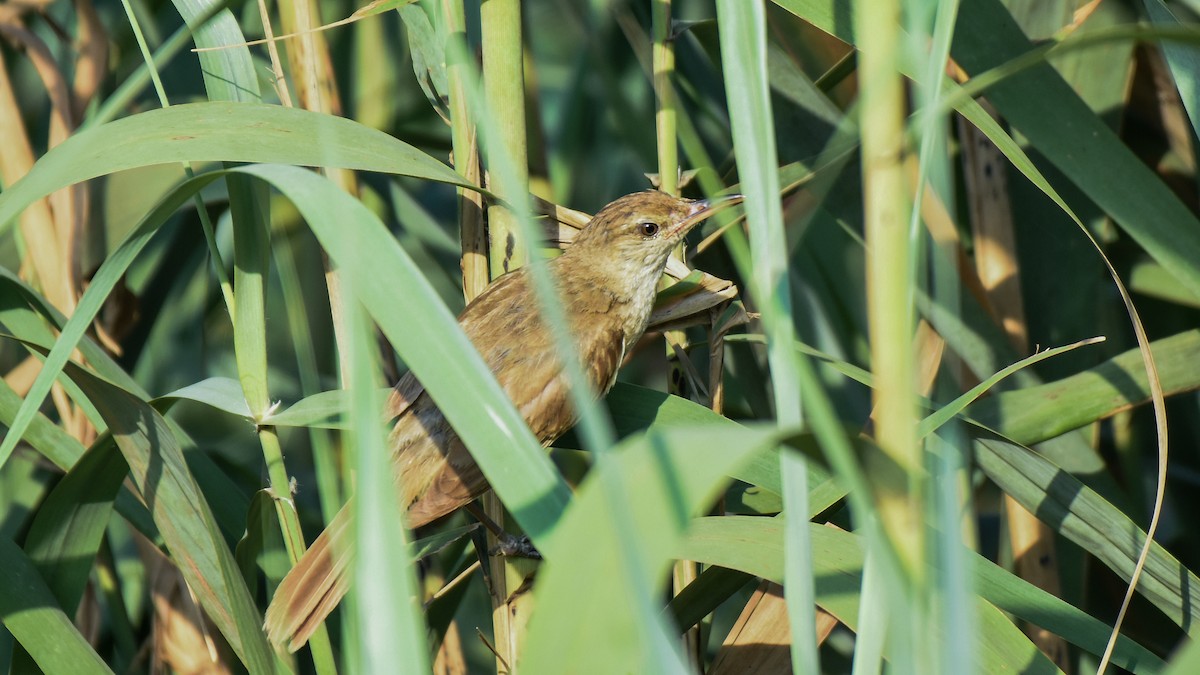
(638, 221, 661, 237)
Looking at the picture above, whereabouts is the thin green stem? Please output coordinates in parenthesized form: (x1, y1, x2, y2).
(116, 0, 236, 316)
(274, 234, 342, 524)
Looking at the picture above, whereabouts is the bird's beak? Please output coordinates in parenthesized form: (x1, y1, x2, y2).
(672, 194, 745, 238)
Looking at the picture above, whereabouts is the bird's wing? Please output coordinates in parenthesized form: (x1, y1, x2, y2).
(457, 269, 625, 443)
(384, 371, 425, 421)
(516, 320, 624, 443)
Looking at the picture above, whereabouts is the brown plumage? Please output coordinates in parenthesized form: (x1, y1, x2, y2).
(264, 190, 741, 651)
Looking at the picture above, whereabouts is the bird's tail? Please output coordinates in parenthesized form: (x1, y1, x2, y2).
(264, 501, 354, 652)
(263, 448, 485, 652)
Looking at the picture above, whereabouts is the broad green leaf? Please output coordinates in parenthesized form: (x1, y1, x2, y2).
(231, 163, 573, 551)
(975, 433, 1200, 635)
(22, 435, 128, 613)
(55, 359, 275, 672)
(521, 424, 783, 673)
(0, 537, 112, 675)
(970, 329, 1200, 446)
(157, 377, 253, 418)
(679, 517, 1157, 673)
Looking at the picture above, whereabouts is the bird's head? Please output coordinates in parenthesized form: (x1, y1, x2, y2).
(568, 191, 743, 285)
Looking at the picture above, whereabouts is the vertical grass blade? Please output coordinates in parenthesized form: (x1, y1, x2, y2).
(714, 1, 816, 671)
(345, 295, 429, 673)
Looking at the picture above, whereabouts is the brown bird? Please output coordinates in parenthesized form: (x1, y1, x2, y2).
(264, 190, 741, 651)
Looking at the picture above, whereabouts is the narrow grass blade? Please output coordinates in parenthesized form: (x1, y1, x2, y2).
(969, 329, 1200, 446)
(345, 297, 429, 673)
(0, 102, 471, 234)
(715, 2, 817, 670)
(918, 336, 1105, 439)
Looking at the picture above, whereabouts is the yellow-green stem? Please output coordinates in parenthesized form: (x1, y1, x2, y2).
(117, 0, 234, 316)
(481, 0, 530, 276)
(480, 1, 536, 671)
(855, 0, 924, 582)
(655, 0, 700, 666)
(443, 0, 488, 301)
(652, 0, 678, 197)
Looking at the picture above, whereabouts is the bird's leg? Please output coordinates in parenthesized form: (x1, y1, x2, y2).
(463, 502, 542, 560)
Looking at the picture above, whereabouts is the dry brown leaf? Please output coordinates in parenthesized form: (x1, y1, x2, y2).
(707, 581, 838, 675)
(433, 620, 469, 675)
(0, 31, 74, 314)
(137, 536, 234, 675)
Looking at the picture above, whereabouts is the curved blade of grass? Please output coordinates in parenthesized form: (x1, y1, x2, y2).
(0, 537, 112, 675)
(52, 359, 275, 672)
(170, 0, 261, 103)
(0, 101, 472, 234)
(715, 2, 818, 669)
(918, 336, 1105, 439)
(0, 375, 88, 473)
(235, 490, 288, 598)
(0, 268, 149, 398)
(0, 171, 223, 473)
(521, 423, 783, 673)
(679, 517, 1160, 673)
(0, 110, 477, 469)
(969, 329, 1200, 446)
